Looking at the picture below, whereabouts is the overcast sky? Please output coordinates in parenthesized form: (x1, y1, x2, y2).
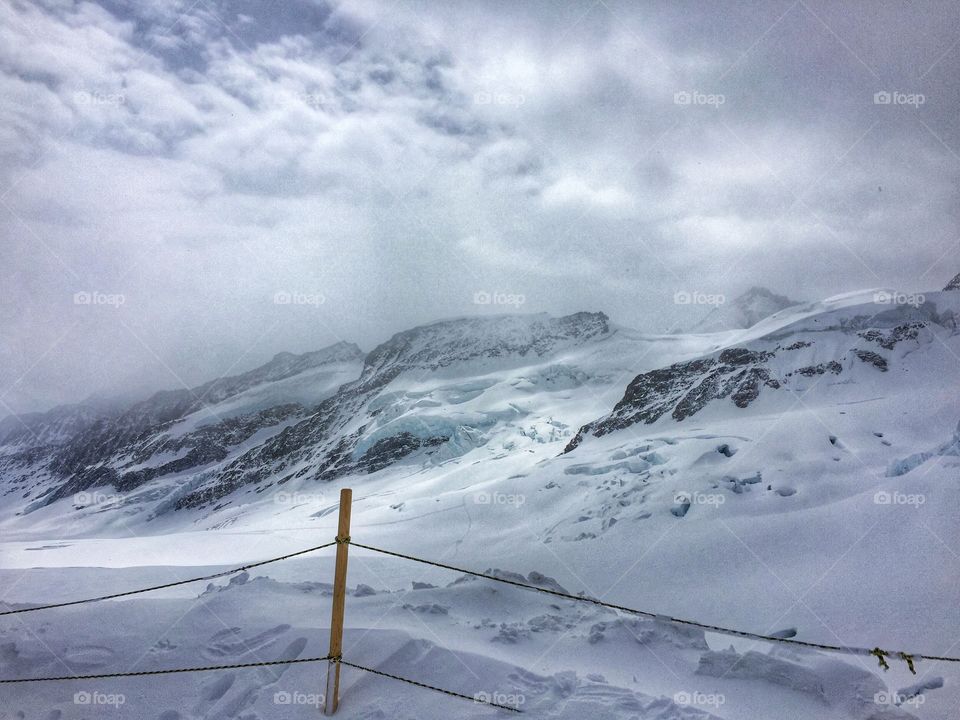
(1, 0, 958, 414)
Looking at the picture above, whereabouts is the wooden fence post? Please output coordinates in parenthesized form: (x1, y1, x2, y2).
(324, 487, 352, 715)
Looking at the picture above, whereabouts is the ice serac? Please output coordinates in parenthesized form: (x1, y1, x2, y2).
(690, 286, 800, 333)
(566, 291, 955, 452)
(175, 312, 611, 508)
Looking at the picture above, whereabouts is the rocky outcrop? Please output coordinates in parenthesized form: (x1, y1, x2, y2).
(566, 311, 936, 453)
(565, 348, 780, 452)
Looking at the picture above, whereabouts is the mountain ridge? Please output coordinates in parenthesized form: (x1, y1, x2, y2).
(689, 286, 801, 333)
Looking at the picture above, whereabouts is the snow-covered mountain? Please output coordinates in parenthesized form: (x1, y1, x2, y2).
(0, 342, 364, 519)
(569, 291, 957, 450)
(3, 289, 958, 539)
(0, 311, 722, 533)
(3, 286, 960, 719)
(690, 286, 801, 333)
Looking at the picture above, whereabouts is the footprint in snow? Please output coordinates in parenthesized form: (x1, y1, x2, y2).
(61, 644, 116, 668)
(202, 624, 291, 659)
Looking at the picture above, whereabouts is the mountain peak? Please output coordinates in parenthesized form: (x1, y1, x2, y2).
(944, 272, 960, 291)
(690, 286, 800, 333)
(361, 311, 610, 386)
(267, 342, 363, 369)
(739, 286, 793, 301)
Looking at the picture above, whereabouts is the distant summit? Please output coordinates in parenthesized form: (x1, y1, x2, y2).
(944, 272, 960, 291)
(690, 286, 800, 333)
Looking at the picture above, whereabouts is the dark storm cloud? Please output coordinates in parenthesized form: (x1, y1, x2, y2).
(0, 0, 957, 414)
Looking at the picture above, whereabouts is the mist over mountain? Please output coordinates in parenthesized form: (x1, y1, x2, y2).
(689, 286, 802, 333)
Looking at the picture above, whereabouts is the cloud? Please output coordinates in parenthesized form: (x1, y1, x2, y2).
(0, 0, 957, 412)
(541, 175, 634, 211)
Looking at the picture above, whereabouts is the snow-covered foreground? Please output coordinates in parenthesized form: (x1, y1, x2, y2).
(3, 414, 957, 720)
(0, 543, 946, 720)
(3, 289, 959, 718)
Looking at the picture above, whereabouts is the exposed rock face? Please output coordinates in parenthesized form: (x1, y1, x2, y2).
(944, 272, 960, 291)
(564, 348, 780, 452)
(858, 322, 924, 350)
(566, 311, 938, 453)
(1, 343, 364, 510)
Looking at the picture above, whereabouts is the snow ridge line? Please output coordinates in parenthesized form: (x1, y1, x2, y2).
(350, 541, 960, 673)
(0, 540, 339, 616)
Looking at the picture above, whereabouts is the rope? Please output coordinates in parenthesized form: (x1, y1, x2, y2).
(2, 654, 522, 712)
(0, 656, 333, 684)
(340, 659, 523, 713)
(0, 540, 338, 616)
(351, 542, 960, 671)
